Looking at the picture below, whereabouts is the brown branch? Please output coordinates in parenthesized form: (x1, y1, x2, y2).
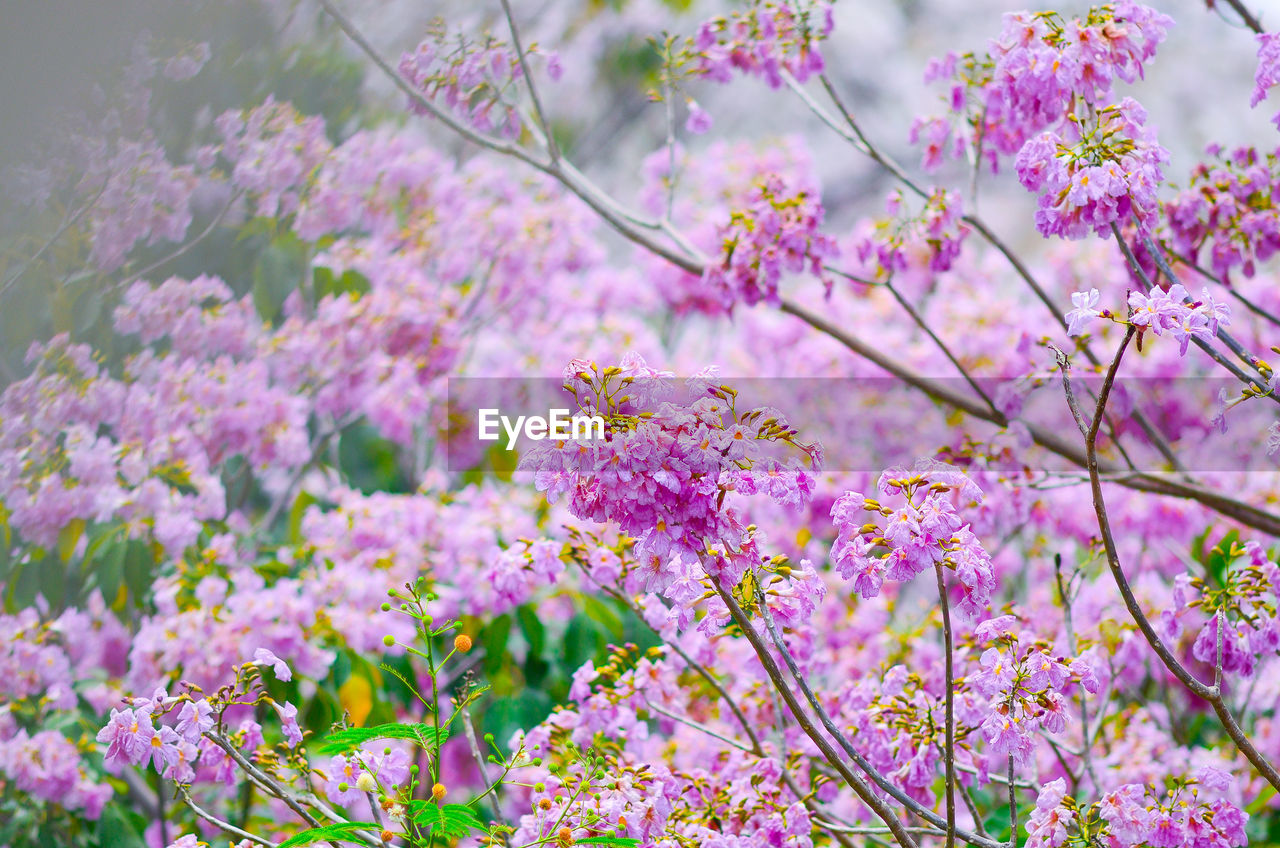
(1057, 329, 1280, 793)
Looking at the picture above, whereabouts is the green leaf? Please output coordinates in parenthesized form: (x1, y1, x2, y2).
(481, 613, 513, 677)
(516, 603, 546, 656)
(564, 613, 605, 671)
(95, 803, 142, 848)
(277, 822, 380, 848)
(123, 540, 154, 603)
(288, 490, 318, 544)
(6, 557, 40, 611)
(577, 838, 641, 846)
(56, 518, 85, 562)
(580, 594, 624, 639)
(313, 265, 370, 300)
(314, 722, 450, 756)
(97, 539, 126, 603)
(410, 802, 487, 838)
(1204, 529, 1238, 588)
(252, 234, 307, 321)
(37, 551, 65, 608)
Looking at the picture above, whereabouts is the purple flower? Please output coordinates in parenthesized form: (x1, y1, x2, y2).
(685, 100, 713, 135)
(252, 647, 292, 681)
(96, 708, 155, 766)
(174, 699, 214, 744)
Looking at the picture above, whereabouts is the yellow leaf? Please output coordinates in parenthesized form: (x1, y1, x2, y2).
(339, 675, 374, 727)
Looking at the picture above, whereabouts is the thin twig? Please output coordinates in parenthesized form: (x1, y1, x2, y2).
(749, 578, 1003, 848)
(1220, 0, 1265, 33)
(712, 578, 924, 848)
(498, 0, 558, 162)
(781, 297, 1280, 536)
(1007, 756, 1018, 848)
(1057, 331, 1280, 792)
(1, 183, 107, 297)
(934, 562, 957, 848)
(1053, 554, 1099, 792)
(887, 278, 999, 416)
(180, 786, 279, 847)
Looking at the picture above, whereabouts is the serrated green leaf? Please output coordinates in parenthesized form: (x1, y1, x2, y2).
(410, 802, 486, 838)
(577, 838, 641, 846)
(277, 822, 380, 848)
(315, 722, 450, 756)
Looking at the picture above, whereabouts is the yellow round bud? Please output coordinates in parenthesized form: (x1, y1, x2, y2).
(453, 634, 473, 653)
(431, 782, 447, 800)
(355, 773, 377, 792)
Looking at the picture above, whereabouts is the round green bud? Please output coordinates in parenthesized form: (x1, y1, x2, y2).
(382, 634, 395, 647)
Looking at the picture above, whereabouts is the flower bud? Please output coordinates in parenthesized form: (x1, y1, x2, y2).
(431, 782, 447, 800)
(356, 773, 377, 792)
(382, 634, 396, 647)
(454, 634, 473, 653)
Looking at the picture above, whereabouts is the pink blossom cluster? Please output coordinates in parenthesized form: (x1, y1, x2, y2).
(853, 187, 970, 281)
(98, 656, 301, 787)
(0, 607, 126, 818)
(964, 616, 1099, 765)
(831, 459, 995, 618)
(78, 134, 199, 271)
(1128, 283, 1230, 355)
(0, 729, 113, 818)
(215, 97, 332, 219)
(319, 746, 412, 806)
(637, 137, 821, 316)
(1027, 774, 1248, 848)
(1252, 32, 1280, 129)
(1013, 98, 1169, 239)
(512, 645, 817, 848)
(702, 173, 838, 310)
(686, 1, 834, 89)
(0, 336, 230, 551)
(1164, 144, 1280, 282)
(523, 356, 821, 593)
(913, 2, 1173, 173)
(398, 27, 549, 140)
(1066, 283, 1229, 353)
(1162, 540, 1280, 678)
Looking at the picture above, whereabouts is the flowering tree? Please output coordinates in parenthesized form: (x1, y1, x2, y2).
(2, 0, 1280, 847)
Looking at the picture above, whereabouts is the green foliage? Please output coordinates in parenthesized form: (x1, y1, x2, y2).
(409, 802, 488, 839)
(277, 822, 381, 848)
(315, 722, 452, 756)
